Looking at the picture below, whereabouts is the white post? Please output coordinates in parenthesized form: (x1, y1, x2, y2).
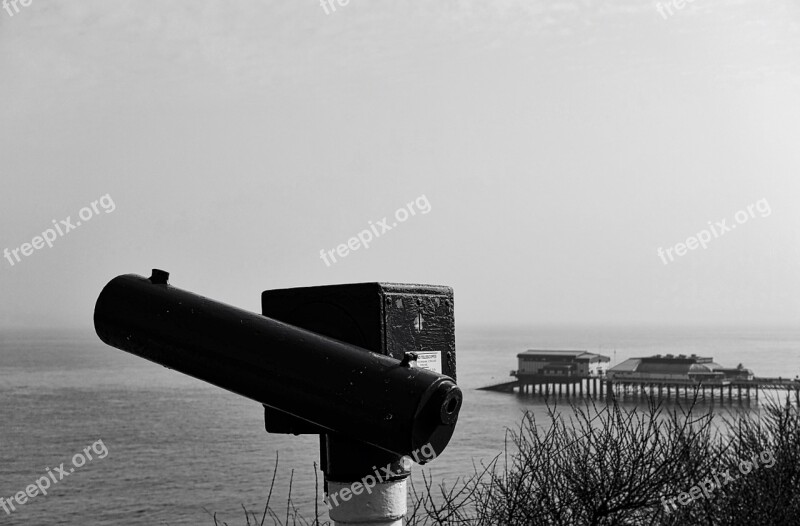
(327, 478, 407, 526)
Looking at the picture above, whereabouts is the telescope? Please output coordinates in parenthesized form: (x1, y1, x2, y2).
(94, 269, 461, 524)
(94, 270, 461, 457)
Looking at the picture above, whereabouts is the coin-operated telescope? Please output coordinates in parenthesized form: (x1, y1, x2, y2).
(94, 270, 461, 525)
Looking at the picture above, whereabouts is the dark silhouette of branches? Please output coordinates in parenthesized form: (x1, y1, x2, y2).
(407, 390, 800, 526)
(216, 391, 800, 526)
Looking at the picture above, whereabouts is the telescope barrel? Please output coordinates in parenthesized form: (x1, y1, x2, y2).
(93, 273, 462, 458)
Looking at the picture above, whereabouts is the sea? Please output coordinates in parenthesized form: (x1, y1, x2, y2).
(2, 325, 799, 525)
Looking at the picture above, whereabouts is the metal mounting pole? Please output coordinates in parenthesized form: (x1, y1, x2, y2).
(327, 479, 407, 526)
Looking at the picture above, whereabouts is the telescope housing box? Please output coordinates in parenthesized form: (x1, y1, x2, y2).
(261, 282, 456, 435)
(262, 283, 456, 481)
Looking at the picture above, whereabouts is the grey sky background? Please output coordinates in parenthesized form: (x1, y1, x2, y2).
(1, 0, 799, 330)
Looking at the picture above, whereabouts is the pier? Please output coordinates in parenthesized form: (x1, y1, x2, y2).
(479, 350, 800, 404)
(480, 375, 800, 403)
(479, 374, 608, 397)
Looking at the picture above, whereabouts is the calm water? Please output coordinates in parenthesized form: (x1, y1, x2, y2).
(1, 325, 799, 525)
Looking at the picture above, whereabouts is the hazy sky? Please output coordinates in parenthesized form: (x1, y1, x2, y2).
(1, 0, 799, 329)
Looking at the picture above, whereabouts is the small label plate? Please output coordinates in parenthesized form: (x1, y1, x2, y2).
(416, 351, 442, 374)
